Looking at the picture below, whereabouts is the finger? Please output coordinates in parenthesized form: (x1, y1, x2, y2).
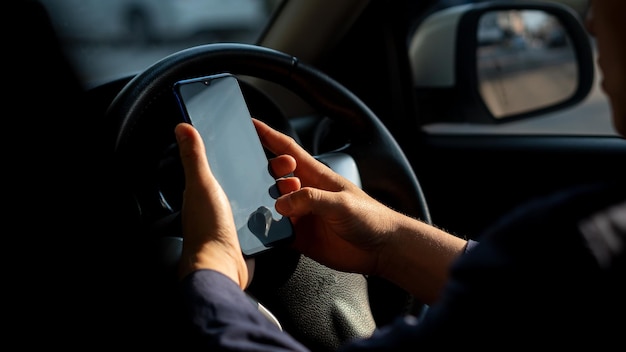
(175, 123, 213, 187)
(275, 186, 342, 218)
(269, 154, 296, 178)
(253, 118, 344, 189)
(275, 177, 301, 196)
(253, 118, 314, 163)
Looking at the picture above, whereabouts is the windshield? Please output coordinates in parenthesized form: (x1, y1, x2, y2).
(39, 0, 282, 88)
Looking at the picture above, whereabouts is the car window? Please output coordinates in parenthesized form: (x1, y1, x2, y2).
(40, 0, 615, 137)
(39, 0, 281, 88)
(419, 0, 617, 137)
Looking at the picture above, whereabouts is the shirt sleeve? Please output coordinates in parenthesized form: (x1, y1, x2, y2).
(180, 269, 310, 351)
(464, 239, 479, 253)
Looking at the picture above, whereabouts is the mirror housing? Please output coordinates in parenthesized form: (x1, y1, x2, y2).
(408, 1, 594, 124)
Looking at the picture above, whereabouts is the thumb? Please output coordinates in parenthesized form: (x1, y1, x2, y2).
(175, 123, 212, 186)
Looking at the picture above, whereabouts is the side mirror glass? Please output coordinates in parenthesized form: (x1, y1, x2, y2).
(477, 10, 577, 119)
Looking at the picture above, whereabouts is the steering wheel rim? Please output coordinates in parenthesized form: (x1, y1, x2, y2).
(106, 43, 431, 351)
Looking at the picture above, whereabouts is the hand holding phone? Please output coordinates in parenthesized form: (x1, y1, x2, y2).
(173, 73, 293, 257)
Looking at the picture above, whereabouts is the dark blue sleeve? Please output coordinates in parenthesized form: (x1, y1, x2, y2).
(180, 269, 310, 351)
(464, 239, 479, 252)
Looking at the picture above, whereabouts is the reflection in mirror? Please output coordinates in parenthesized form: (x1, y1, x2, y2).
(476, 10, 577, 119)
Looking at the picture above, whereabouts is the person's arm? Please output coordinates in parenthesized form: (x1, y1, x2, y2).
(175, 122, 308, 350)
(254, 118, 467, 305)
(175, 123, 249, 286)
(374, 215, 468, 304)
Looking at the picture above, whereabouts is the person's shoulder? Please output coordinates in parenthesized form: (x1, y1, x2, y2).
(447, 182, 625, 345)
(480, 182, 625, 243)
(460, 182, 626, 272)
(577, 188, 626, 271)
(575, 184, 626, 344)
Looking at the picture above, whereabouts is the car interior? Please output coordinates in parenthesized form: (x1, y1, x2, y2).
(15, 0, 626, 351)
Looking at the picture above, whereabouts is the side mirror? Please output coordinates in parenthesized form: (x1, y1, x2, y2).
(408, 1, 594, 124)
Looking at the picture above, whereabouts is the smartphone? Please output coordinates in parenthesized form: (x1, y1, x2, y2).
(173, 73, 293, 257)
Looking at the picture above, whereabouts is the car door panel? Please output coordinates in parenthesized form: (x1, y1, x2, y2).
(414, 135, 626, 239)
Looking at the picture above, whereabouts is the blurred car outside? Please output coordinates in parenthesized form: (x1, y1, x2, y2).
(39, 0, 269, 44)
(543, 0, 588, 19)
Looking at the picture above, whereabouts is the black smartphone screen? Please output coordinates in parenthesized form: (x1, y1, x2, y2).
(173, 73, 293, 257)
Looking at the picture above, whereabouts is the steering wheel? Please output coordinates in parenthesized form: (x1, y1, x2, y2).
(106, 43, 431, 352)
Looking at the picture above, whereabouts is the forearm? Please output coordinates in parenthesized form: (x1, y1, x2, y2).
(376, 214, 467, 305)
